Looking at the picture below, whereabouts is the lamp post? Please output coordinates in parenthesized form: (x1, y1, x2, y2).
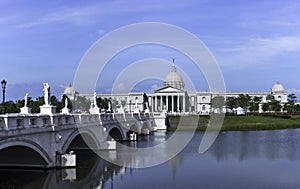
(1, 80, 7, 114)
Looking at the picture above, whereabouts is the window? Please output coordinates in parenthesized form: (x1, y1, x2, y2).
(202, 105, 206, 111)
(202, 97, 206, 102)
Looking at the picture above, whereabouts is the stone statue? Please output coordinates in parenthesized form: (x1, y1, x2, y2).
(64, 98, 68, 108)
(24, 93, 28, 107)
(135, 97, 138, 109)
(108, 99, 112, 113)
(133, 97, 140, 113)
(93, 92, 98, 108)
(43, 83, 50, 105)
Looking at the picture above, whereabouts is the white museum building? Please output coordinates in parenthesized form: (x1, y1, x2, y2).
(63, 64, 288, 114)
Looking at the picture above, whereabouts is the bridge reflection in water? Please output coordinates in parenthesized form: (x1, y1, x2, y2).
(0, 151, 122, 189)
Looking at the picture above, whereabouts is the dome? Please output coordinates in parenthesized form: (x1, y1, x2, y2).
(63, 84, 77, 95)
(163, 64, 185, 89)
(271, 81, 285, 93)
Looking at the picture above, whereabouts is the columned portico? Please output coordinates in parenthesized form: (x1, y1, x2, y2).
(153, 84, 187, 114)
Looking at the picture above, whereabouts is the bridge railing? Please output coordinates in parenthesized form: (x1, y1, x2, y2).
(0, 112, 154, 131)
(0, 114, 77, 130)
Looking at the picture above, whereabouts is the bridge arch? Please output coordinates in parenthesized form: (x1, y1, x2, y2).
(0, 139, 52, 168)
(141, 122, 151, 131)
(62, 129, 100, 153)
(141, 122, 152, 135)
(106, 124, 124, 141)
(128, 124, 139, 134)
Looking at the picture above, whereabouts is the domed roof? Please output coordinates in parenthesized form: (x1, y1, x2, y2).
(63, 84, 77, 95)
(271, 81, 285, 93)
(163, 64, 185, 90)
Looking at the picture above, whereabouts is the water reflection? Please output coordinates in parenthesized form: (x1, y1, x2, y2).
(0, 151, 123, 189)
(207, 129, 300, 161)
(1, 129, 300, 189)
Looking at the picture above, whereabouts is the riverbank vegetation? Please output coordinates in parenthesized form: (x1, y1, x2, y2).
(168, 114, 300, 131)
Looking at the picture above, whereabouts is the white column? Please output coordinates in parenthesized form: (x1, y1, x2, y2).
(155, 96, 158, 112)
(166, 95, 169, 112)
(171, 95, 174, 113)
(160, 95, 163, 112)
(150, 96, 153, 112)
(183, 95, 186, 113)
(177, 95, 179, 112)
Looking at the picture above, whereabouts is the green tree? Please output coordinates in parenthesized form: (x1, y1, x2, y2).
(226, 94, 251, 112)
(295, 104, 300, 113)
(0, 101, 18, 113)
(237, 94, 251, 109)
(271, 100, 282, 112)
(74, 96, 90, 112)
(15, 99, 25, 111)
(30, 96, 45, 113)
(262, 103, 269, 112)
(249, 96, 262, 112)
(96, 97, 109, 110)
(226, 97, 238, 109)
(50, 95, 63, 113)
(264, 95, 282, 112)
(284, 93, 297, 114)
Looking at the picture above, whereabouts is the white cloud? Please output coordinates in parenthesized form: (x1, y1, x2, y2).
(116, 82, 125, 91)
(59, 84, 67, 89)
(287, 88, 300, 97)
(218, 36, 300, 70)
(97, 29, 106, 36)
(151, 84, 159, 91)
(16, 7, 99, 28)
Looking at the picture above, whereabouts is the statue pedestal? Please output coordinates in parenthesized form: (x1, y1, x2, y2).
(20, 107, 31, 114)
(40, 105, 56, 115)
(89, 107, 100, 114)
(61, 107, 70, 114)
(133, 108, 139, 113)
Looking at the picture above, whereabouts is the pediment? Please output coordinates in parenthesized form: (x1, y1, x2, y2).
(155, 86, 184, 93)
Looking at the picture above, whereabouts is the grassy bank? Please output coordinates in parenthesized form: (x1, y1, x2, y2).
(168, 115, 300, 131)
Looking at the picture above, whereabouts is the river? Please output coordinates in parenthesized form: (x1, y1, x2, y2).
(1, 129, 300, 189)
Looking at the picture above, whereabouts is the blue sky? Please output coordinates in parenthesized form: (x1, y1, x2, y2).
(1, 0, 300, 100)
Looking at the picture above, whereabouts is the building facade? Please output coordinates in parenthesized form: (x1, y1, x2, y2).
(63, 64, 288, 114)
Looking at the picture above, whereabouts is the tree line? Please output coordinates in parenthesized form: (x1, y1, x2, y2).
(212, 93, 299, 114)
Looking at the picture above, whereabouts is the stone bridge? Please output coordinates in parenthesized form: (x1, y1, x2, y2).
(0, 112, 156, 168)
